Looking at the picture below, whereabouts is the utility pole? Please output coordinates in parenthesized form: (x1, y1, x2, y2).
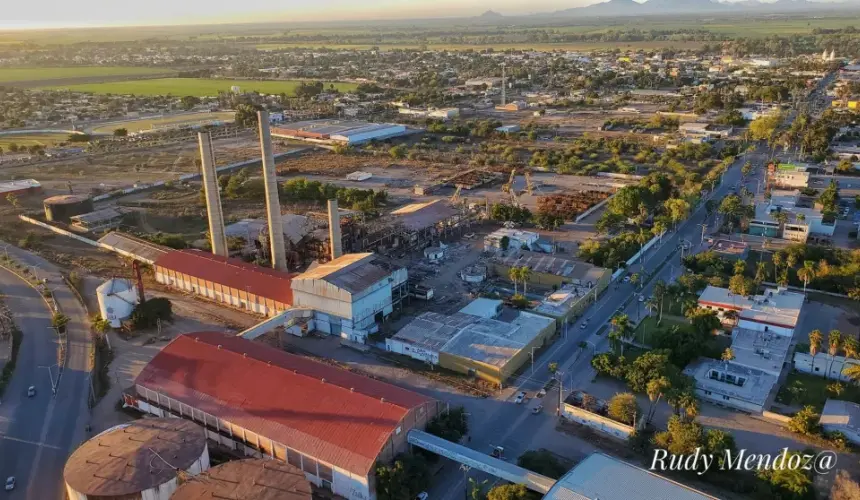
(501, 63, 506, 107)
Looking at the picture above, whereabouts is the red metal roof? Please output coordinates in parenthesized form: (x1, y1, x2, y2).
(134, 332, 432, 476)
(154, 250, 294, 305)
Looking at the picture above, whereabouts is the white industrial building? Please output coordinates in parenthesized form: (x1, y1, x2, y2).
(697, 285, 804, 337)
(271, 119, 408, 145)
(484, 228, 540, 253)
(291, 253, 407, 343)
(96, 278, 140, 328)
(684, 357, 777, 413)
(63, 418, 210, 500)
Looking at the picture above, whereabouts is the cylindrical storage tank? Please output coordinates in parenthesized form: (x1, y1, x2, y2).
(43, 194, 93, 222)
(64, 418, 209, 500)
(96, 278, 139, 328)
(170, 458, 313, 500)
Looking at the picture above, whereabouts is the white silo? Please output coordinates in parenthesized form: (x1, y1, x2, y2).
(96, 278, 139, 328)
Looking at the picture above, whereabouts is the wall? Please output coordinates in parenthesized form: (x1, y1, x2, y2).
(154, 266, 287, 317)
(560, 403, 635, 440)
(737, 319, 793, 337)
(694, 388, 763, 413)
(821, 423, 860, 445)
(793, 352, 860, 382)
(385, 338, 440, 364)
(438, 351, 504, 387)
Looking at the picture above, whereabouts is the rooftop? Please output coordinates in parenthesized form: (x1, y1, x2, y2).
(155, 250, 295, 306)
(170, 459, 313, 500)
(134, 332, 432, 477)
(684, 357, 777, 408)
(729, 328, 792, 375)
(63, 418, 207, 496)
(292, 252, 392, 295)
(392, 312, 478, 352)
(391, 199, 459, 231)
(224, 215, 312, 245)
(98, 231, 170, 265)
(441, 311, 555, 369)
(485, 228, 539, 242)
(533, 285, 597, 318)
(493, 251, 607, 284)
(458, 298, 502, 319)
(544, 453, 717, 500)
(0, 178, 39, 194)
(70, 207, 126, 226)
(821, 399, 860, 435)
(698, 285, 803, 329)
(709, 239, 748, 256)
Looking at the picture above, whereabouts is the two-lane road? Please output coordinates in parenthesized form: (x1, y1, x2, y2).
(0, 247, 91, 500)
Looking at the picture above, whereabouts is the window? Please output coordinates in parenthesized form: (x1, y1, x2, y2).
(722, 396, 730, 401)
(318, 463, 333, 483)
(704, 390, 712, 396)
(815, 367, 820, 372)
(287, 448, 302, 469)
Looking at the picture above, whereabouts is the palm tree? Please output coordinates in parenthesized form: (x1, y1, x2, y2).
(676, 393, 699, 422)
(645, 297, 659, 317)
(608, 330, 623, 356)
(508, 267, 519, 295)
(519, 266, 532, 295)
(828, 329, 844, 380)
(755, 261, 767, 285)
(843, 363, 860, 385)
(610, 313, 632, 356)
(843, 336, 859, 360)
(797, 260, 816, 293)
(468, 478, 488, 500)
(721, 347, 735, 363)
(786, 252, 798, 273)
(733, 260, 745, 276)
(646, 376, 670, 424)
(809, 329, 823, 357)
(772, 252, 784, 282)
(653, 280, 667, 324)
(829, 330, 843, 357)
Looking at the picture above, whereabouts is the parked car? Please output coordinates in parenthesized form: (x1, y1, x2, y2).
(416, 492, 429, 500)
(532, 405, 543, 415)
(514, 391, 527, 404)
(5, 477, 14, 491)
(27, 386, 35, 398)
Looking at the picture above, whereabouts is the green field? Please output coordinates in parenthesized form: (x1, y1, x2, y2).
(0, 133, 72, 149)
(41, 78, 358, 97)
(91, 111, 237, 134)
(0, 67, 173, 85)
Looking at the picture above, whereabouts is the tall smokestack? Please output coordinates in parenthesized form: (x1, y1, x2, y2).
(258, 111, 288, 272)
(327, 199, 343, 260)
(198, 132, 228, 257)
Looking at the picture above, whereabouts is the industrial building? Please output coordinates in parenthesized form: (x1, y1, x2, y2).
(387, 306, 556, 387)
(697, 285, 804, 336)
(491, 251, 610, 289)
(170, 458, 313, 500)
(125, 332, 439, 500)
(69, 207, 127, 232)
(271, 119, 408, 145)
(63, 418, 210, 500)
(484, 228, 540, 253)
(153, 249, 294, 317)
(97, 231, 170, 265)
(291, 253, 407, 343)
(543, 453, 717, 500)
(0, 179, 41, 201)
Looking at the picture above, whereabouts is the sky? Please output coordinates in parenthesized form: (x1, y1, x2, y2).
(0, 0, 846, 30)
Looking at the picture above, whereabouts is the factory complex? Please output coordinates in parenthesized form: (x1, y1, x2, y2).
(271, 119, 408, 145)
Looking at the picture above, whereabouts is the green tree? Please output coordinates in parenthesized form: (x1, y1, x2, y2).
(626, 350, 672, 393)
(234, 103, 262, 128)
(829, 330, 843, 357)
(180, 95, 201, 110)
(664, 198, 690, 228)
(509, 267, 520, 295)
(728, 273, 753, 296)
(646, 376, 670, 424)
(756, 451, 813, 499)
(653, 415, 705, 456)
(609, 313, 633, 356)
(517, 450, 566, 479)
(787, 406, 820, 435)
(389, 144, 408, 159)
(375, 454, 429, 500)
(548, 362, 558, 374)
(486, 484, 537, 500)
(468, 478, 489, 500)
(608, 392, 640, 426)
(113, 127, 128, 137)
(749, 113, 782, 142)
(797, 261, 816, 293)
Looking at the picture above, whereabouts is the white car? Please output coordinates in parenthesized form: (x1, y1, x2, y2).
(27, 386, 36, 398)
(638, 294, 645, 302)
(416, 492, 429, 500)
(622, 276, 631, 283)
(514, 391, 527, 404)
(5, 477, 14, 491)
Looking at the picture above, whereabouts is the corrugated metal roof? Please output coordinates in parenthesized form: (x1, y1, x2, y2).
(70, 207, 125, 225)
(545, 453, 717, 500)
(155, 250, 294, 305)
(171, 459, 313, 500)
(391, 199, 459, 231)
(135, 332, 432, 477)
(293, 253, 390, 294)
(0, 179, 40, 195)
(98, 231, 170, 264)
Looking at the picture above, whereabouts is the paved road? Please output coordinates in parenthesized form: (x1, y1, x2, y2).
(429, 146, 762, 499)
(0, 246, 91, 500)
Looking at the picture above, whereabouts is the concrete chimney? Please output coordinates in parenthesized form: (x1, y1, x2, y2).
(197, 132, 228, 257)
(327, 198, 343, 260)
(258, 110, 288, 272)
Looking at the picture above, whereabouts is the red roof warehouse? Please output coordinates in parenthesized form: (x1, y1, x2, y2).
(128, 332, 439, 499)
(153, 250, 294, 315)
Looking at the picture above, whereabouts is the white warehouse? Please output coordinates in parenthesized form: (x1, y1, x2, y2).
(291, 253, 407, 343)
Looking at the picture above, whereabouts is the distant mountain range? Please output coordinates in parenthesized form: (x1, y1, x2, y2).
(473, 0, 859, 19)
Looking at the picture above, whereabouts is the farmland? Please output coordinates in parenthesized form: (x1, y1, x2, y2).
(41, 78, 359, 97)
(0, 66, 174, 85)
